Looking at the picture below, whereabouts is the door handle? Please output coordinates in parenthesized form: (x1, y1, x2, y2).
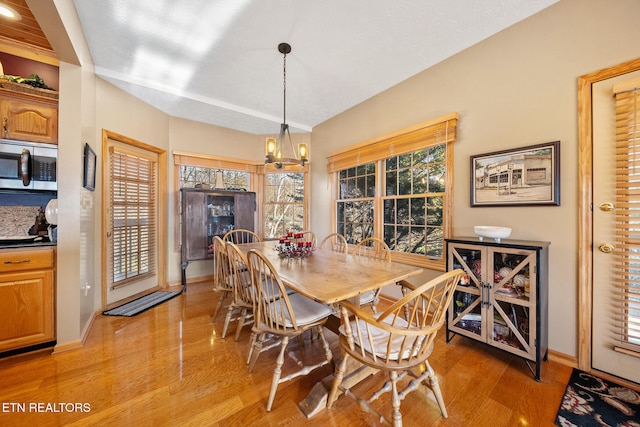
(20, 148, 31, 186)
(598, 202, 615, 212)
(599, 243, 615, 253)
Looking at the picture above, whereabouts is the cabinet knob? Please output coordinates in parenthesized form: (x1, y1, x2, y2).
(598, 243, 615, 253)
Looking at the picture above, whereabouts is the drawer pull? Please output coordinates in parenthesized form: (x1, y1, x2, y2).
(4, 259, 31, 264)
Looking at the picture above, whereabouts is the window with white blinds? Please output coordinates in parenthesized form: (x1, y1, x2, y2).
(110, 146, 157, 288)
(612, 78, 640, 354)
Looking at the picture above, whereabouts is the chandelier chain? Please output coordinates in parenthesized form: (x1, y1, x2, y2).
(264, 42, 307, 170)
(283, 50, 287, 125)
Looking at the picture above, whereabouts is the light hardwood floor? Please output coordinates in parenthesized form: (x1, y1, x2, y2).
(0, 281, 573, 426)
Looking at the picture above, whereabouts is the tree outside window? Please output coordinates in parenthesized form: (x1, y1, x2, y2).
(336, 163, 376, 244)
(383, 145, 446, 259)
(264, 172, 305, 238)
(179, 166, 248, 190)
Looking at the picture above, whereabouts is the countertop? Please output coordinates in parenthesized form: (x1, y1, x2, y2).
(0, 239, 56, 250)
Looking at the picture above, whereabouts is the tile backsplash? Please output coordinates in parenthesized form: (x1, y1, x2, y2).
(0, 205, 41, 237)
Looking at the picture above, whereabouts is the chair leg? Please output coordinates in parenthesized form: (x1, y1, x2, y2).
(266, 336, 289, 412)
(247, 331, 258, 366)
(212, 290, 229, 320)
(390, 371, 402, 427)
(221, 304, 234, 338)
(425, 361, 448, 418)
(249, 334, 267, 373)
(234, 308, 248, 341)
(327, 352, 350, 408)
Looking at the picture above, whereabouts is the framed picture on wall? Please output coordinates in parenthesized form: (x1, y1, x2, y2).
(83, 143, 96, 191)
(470, 141, 560, 207)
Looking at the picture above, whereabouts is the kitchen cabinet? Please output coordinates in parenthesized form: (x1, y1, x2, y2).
(0, 246, 56, 355)
(180, 188, 256, 288)
(445, 237, 549, 381)
(0, 87, 58, 144)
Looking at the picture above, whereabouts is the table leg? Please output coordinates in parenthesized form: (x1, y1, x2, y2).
(298, 356, 376, 418)
(297, 296, 369, 418)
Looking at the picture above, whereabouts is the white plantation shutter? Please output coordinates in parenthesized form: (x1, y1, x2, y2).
(110, 146, 157, 289)
(612, 77, 640, 355)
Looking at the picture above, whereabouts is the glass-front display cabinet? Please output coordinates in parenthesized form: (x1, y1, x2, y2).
(446, 237, 549, 381)
(180, 188, 256, 288)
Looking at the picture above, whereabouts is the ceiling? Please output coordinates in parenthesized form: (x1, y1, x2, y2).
(4, 0, 560, 135)
(0, 0, 53, 57)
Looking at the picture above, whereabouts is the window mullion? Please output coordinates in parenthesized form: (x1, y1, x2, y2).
(375, 159, 384, 241)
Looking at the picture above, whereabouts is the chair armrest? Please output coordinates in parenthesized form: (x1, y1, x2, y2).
(338, 300, 381, 324)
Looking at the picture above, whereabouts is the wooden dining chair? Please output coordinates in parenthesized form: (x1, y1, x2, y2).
(224, 242, 294, 343)
(246, 249, 334, 412)
(223, 229, 261, 244)
(352, 237, 391, 311)
(221, 242, 255, 341)
(212, 236, 232, 320)
(319, 233, 348, 254)
(327, 269, 465, 427)
(352, 237, 391, 261)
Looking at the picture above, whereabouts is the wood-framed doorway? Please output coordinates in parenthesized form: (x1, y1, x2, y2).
(578, 57, 640, 376)
(101, 129, 167, 309)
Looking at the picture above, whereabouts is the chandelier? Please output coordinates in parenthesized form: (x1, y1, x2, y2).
(265, 42, 308, 170)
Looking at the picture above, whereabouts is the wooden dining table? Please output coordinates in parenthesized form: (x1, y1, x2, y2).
(236, 241, 423, 305)
(236, 240, 424, 417)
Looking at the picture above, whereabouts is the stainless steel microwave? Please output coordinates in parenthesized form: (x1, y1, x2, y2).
(0, 139, 57, 191)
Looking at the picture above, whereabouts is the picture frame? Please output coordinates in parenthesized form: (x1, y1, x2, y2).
(83, 143, 96, 191)
(470, 141, 560, 207)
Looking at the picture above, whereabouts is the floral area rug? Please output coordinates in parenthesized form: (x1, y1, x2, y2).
(555, 368, 640, 426)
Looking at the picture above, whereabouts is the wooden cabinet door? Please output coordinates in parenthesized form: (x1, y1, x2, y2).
(0, 269, 55, 352)
(1, 97, 58, 144)
(486, 246, 537, 361)
(182, 191, 207, 262)
(447, 243, 487, 342)
(181, 190, 256, 263)
(234, 192, 256, 231)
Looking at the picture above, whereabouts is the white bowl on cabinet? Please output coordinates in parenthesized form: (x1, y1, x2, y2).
(474, 226, 511, 242)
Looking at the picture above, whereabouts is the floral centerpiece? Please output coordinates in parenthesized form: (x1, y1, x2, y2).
(275, 232, 314, 258)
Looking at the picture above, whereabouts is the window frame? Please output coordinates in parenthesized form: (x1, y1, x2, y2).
(335, 162, 377, 244)
(327, 113, 458, 270)
(102, 128, 168, 299)
(382, 145, 447, 260)
(262, 168, 309, 239)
